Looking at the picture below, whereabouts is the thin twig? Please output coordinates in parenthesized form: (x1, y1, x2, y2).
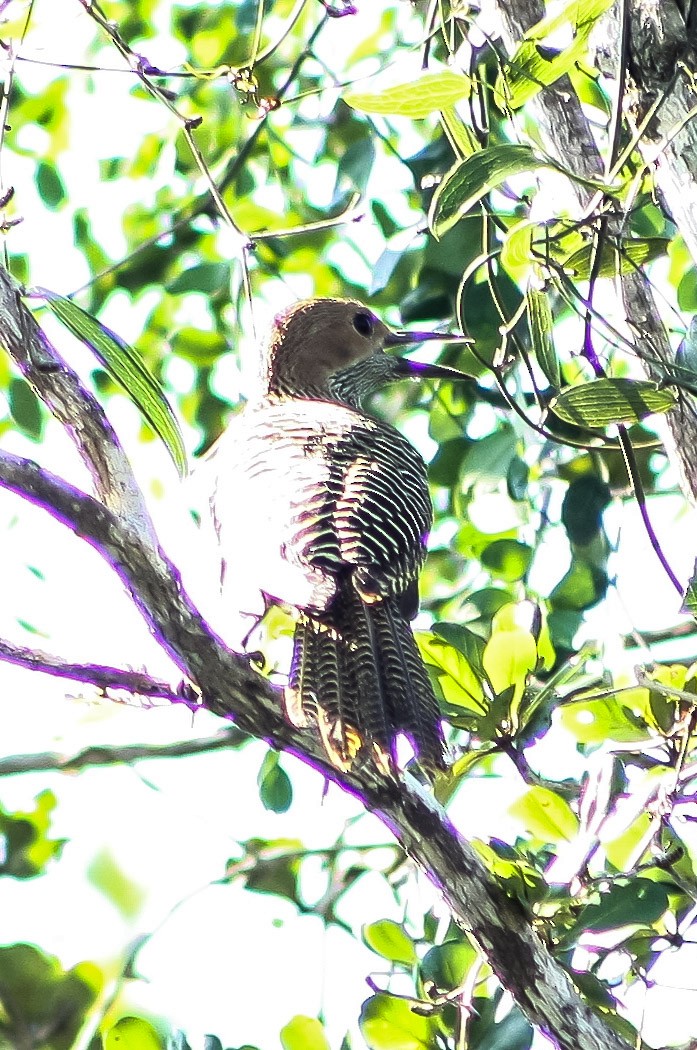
(0, 729, 247, 778)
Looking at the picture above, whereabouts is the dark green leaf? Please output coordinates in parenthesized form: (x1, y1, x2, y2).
(0, 944, 100, 1050)
(257, 752, 293, 814)
(476, 1007, 533, 1050)
(8, 376, 44, 440)
(36, 160, 67, 209)
(571, 880, 669, 936)
(551, 378, 676, 427)
(0, 790, 64, 878)
(37, 290, 188, 476)
(429, 145, 548, 237)
(550, 561, 608, 610)
(481, 539, 533, 582)
(420, 941, 475, 992)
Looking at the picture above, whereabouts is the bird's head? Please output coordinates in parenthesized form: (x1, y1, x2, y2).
(263, 297, 470, 405)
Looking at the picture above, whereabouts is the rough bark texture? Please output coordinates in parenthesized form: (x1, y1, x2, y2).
(0, 273, 635, 1050)
(0, 271, 159, 543)
(496, 0, 697, 505)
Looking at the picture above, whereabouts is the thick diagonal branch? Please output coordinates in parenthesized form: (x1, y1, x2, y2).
(0, 448, 633, 1050)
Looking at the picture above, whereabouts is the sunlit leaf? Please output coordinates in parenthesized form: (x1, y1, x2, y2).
(280, 1016, 330, 1050)
(440, 107, 479, 159)
(497, 0, 616, 108)
(526, 288, 560, 387)
(344, 71, 470, 118)
(360, 993, 438, 1050)
(551, 378, 675, 427)
(510, 786, 579, 843)
(105, 1017, 164, 1050)
(482, 625, 536, 702)
(417, 632, 486, 714)
(36, 290, 188, 476)
(363, 920, 417, 966)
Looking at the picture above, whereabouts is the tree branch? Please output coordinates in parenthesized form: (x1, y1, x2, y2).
(0, 728, 247, 777)
(0, 446, 634, 1050)
(495, 0, 697, 521)
(0, 266, 159, 545)
(0, 637, 194, 704)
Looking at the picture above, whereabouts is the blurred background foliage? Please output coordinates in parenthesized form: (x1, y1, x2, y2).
(2, 0, 697, 1048)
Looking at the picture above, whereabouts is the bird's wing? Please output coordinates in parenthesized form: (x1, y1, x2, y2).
(206, 399, 432, 619)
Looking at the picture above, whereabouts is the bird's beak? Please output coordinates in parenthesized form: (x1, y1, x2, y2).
(384, 328, 472, 381)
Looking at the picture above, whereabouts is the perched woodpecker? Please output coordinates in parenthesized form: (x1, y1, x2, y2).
(205, 298, 467, 773)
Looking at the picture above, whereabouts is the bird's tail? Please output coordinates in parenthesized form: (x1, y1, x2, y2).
(284, 586, 446, 773)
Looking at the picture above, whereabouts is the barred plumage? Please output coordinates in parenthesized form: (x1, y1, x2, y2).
(206, 298, 467, 773)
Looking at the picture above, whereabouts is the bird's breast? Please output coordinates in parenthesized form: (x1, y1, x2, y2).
(209, 397, 433, 616)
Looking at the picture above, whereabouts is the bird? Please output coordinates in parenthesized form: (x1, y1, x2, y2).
(204, 297, 468, 774)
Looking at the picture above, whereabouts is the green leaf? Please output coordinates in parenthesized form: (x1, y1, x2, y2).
(559, 694, 650, 744)
(363, 919, 417, 967)
(509, 786, 579, 843)
(476, 1007, 533, 1050)
(257, 751, 293, 814)
(171, 326, 228, 366)
(429, 145, 549, 237)
(8, 376, 44, 440)
(482, 625, 536, 701)
(551, 378, 676, 427)
(0, 790, 65, 878)
(570, 880, 669, 936)
(526, 288, 560, 387)
(36, 290, 188, 476)
(497, 0, 616, 108)
(417, 633, 486, 716)
(500, 220, 535, 284)
(105, 1017, 164, 1050)
(0, 944, 101, 1050)
(469, 841, 547, 902)
(88, 849, 146, 919)
(36, 160, 67, 209)
(683, 573, 697, 618)
(481, 539, 533, 582)
(420, 941, 476, 992)
(344, 70, 470, 118)
(280, 1016, 330, 1050)
(565, 238, 670, 278)
(167, 261, 230, 295)
(360, 993, 438, 1050)
(440, 107, 479, 159)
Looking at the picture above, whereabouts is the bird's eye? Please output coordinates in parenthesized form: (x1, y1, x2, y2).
(352, 311, 374, 337)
